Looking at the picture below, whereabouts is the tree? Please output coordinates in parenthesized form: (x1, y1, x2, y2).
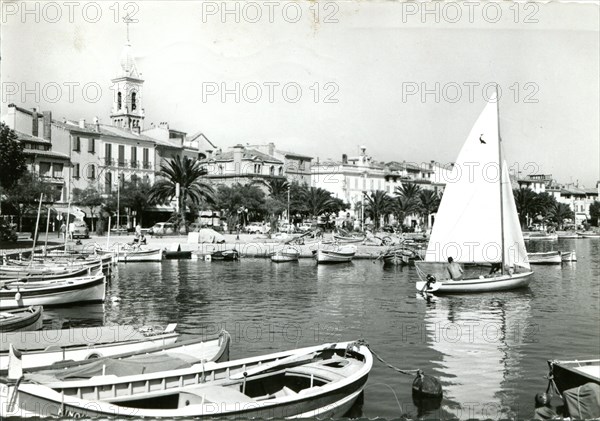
(149, 155, 214, 232)
(120, 180, 154, 227)
(73, 186, 103, 231)
(392, 196, 420, 228)
(548, 202, 575, 230)
(301, 187, 336, 219)
(532, 192, 558, 220)
(252, 178, 290, 201)
(395, 183, 422, 203)
(363, 190, 392, 230)
(419, 189, 441, 230)
(3, 173, 56, 232)
(213, 183, 266, 232)
(513, 187, 538, 228)
(590, 201, 600, 227)
(0, 123, 27, 190)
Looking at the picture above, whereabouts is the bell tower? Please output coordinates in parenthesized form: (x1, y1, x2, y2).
(110, 16, 145, 132)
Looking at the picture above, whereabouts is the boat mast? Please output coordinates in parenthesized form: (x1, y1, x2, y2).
(496, 85, 506, 274)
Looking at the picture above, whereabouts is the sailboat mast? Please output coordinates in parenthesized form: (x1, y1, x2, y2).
(496, 86, 506, 274)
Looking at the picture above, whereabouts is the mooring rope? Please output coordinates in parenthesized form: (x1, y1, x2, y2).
(355, 340, 421, 376)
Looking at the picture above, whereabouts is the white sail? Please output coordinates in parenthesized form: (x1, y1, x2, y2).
(426, 95, 504, 263)
(501, 161, 530, 270)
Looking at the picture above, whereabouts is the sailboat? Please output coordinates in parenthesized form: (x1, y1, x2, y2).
(416, 92, 533, 294)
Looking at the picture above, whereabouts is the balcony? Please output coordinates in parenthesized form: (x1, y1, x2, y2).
(142, 161, 152, 170)
(104, 158, 114, 166)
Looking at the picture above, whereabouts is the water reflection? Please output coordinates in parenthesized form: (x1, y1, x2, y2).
(424, 291, 533, 419)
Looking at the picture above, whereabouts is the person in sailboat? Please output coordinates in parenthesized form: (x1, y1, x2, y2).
(446, 257, 464, 280)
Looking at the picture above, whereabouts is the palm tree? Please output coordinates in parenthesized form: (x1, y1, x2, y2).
(395, 183, 422, 203)
(391, 196, 420, 228)
(149, 155, 214, 232)
(548, 202, 574, 230)
(513, 187, 537, 228)
(302, 187, 336, 219)
(364, 190, 392, 230)
(419, 189, 441, 230)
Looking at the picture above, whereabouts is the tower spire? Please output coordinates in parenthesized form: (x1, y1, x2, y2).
(124, 14, 133, 43)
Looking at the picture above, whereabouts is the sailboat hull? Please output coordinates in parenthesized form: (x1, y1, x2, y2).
(416, 271, 533, 294)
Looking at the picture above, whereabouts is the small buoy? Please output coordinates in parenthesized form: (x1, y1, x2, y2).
(111, 296, 121, 302)
(412, 371, 443, 398)
(14, 292, 22, 301)
(205, 254, 212, 262)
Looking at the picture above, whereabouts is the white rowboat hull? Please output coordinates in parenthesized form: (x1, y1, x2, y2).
(416, 271, 533, 294)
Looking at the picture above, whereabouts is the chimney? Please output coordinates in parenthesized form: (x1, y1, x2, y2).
(32, 108, 39, 137)
(342, 154, 348, 164)
(268, 142, 275, 156)
(233, 144, 244, 174)
(79, 119, 86, 129)
(93, 116, 100, 133)
(42, 111, 52, 140)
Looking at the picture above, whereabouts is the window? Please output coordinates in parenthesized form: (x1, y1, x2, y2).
(118, 145, 125, 167)
(105, 172, 113, 193)
(88, 138, 95, 153)
(299, 160, 305, 170)
(279, 167, 283, 176)
(131, 147, 137, 167)
(73, 163, 80, 179)
(39, 162, 51, 176)
(105, 143, 112, 165)
(131, 92, 137, 110)
(270, 166, 275, 176)
(73, 136, 80, 152)
(53, 163, 63, 178)
(87, 164, 95, 180)
(143, 148, 150, 168)
(117, 92, 122, 110)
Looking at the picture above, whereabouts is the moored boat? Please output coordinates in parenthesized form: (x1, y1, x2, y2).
(557, 232, 580, 239)
(416, 92, 533, 294)
(332, 231, 365, 244)
(270, 247, 300, 263)
(0, 340, 372, 419)
(0, 273, 106, 309)
(314, 245, 357, 264)
(0, 306, 43, 332)
(210, 249, 239, 261)
(579, 232, 600, 238)
(561, 250, 577, 262)
(0, 326, 229, 373)
(527, 251, 562, 265)
(527, 231, 558, 241)
(381, 247, 421, 266)
(547, 359, 600, 394)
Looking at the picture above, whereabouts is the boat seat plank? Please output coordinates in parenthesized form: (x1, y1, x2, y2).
(182, 385, 254, 405)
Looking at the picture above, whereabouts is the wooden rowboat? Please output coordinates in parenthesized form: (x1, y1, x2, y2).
(547, 359, 600, 394)
(561, 250, 577, 262)
(0, 340, 371, 419)
(0, 306, 43, 333)
(314, 245, 357, 264)
(270, 247, 300, 263)
(527, 251, 562, 265)
(210, 249, 239, 261)
(0, 273, 106, 309)
(0, 327, 230, 373)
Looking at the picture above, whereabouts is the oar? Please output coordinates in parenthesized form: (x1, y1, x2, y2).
(229, 344, 336, 380)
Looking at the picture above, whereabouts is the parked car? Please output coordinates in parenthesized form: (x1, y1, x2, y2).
(71, 221, 89, 239)
(148, 222, 176, 236)
(298, 222, 313, 232)
(245, 223, 268, 234)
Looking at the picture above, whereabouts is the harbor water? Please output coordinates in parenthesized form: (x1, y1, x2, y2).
(42, 238, 599, 419)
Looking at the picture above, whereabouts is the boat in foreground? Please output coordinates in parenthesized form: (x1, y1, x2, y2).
(97, 246, 164, 262)
(547, 358, 600, 393)
(527, 251, 562, 265)
(1, 340, 372, 419)
(270, 247, 300, 263)
(314, 245, 357, 264)
(416, 92, 533, 294)
(0, 273, 106, 309)
(0, 306, 43, 332)
(0, 324, 193, 372)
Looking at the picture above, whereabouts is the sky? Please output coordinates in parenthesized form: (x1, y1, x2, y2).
(2, 1, 599, 187)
